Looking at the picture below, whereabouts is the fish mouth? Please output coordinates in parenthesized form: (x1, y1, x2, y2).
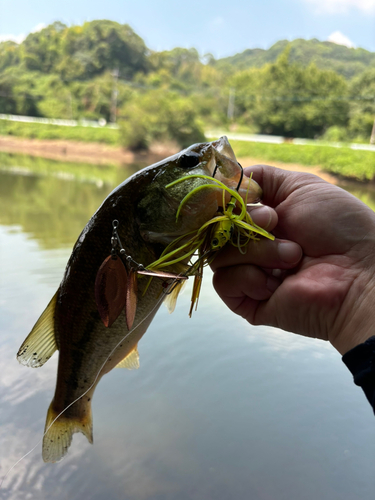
(208, 136, 262, 204)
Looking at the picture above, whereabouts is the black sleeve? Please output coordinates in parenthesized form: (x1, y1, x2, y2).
(342, 336, 375, 414)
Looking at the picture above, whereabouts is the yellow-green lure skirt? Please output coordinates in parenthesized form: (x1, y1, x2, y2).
(146, 174, 275, 316)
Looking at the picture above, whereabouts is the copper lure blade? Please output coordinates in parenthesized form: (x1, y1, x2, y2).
(95, 255, 128, 327)
(125, 269, 138, 330)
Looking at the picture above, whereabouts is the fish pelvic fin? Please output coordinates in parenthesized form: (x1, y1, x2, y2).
(17, 290, 59, 368)
(163, 280, 186, 314)
(42, 399, 93, 463)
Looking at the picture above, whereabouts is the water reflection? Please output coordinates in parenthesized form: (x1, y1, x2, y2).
(340, 180, 375, 212)
(1, 154, 375, 500)
(0, 154, 141, 248)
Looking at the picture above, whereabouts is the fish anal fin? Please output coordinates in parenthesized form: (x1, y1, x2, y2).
(17, 290, 59, 368)
(42, 399, 93, 463)
(115, 345, 140, 370)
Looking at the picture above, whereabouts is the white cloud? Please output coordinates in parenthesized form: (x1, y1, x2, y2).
(32, 23, 47, 33)
(0, 23, 47, 45)
(0, 33, 26, 44)
(327, 31, 355, 48)
(305, 0, 375, 14)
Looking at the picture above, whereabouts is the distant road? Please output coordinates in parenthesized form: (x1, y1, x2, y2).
(206, 130, 375, 153)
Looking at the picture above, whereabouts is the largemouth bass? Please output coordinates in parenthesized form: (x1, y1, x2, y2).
(17, 137, 262, 463)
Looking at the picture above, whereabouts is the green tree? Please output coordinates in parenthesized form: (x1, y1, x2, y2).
(0, 41, 21, 73)
(232, 48, 349, 138)
(119, 89, 205, 150)
(57, 20, 150, 81)
(348, 69, 375, 141)
(21, 22, 66, 72)
(0, 68, 41, 116)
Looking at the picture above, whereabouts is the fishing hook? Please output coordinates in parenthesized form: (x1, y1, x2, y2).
(212, 163, 219, 179)
(212, 162, 243, 192)
(236, 162, 244, 192)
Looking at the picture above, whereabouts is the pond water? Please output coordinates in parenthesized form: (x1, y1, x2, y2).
(0, 154, 374, 500)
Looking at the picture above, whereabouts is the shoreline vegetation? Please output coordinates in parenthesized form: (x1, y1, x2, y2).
(1, 21, 374, 184)
(1, 131, 372, 187)
(1, 20, 374, 158)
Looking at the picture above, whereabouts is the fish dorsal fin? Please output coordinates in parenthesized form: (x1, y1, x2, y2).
(17, 290, 59, 368)
(163, 280, 185, 314)
(115, 345, 140, 370)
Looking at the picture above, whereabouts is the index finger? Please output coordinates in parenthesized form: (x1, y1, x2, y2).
(211, 237, 302, 272)
(244, 164, 328, 209)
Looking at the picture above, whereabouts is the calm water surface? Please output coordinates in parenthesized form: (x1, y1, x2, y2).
(0, 155, 374, 500)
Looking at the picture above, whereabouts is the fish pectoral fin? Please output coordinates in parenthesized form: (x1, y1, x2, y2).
(163, 280, 186, 314)
(42, 399, 93, 463)
(115, 345, 140, 370)
(17, 290, 59, 368)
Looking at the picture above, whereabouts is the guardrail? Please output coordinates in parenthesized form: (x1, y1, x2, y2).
(0, 113, 119, 129)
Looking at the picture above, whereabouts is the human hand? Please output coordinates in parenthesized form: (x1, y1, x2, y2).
(211, 165, 375, 354)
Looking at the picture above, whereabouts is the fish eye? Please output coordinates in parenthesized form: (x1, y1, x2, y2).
(179, 153, 200, 169)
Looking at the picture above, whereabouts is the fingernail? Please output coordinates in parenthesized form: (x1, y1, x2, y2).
(278, 241, 302, 264)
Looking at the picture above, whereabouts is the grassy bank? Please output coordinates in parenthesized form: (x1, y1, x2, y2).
(230, 140, 375, 182)
(1, 120, 374, 182)
(0, 119, 120, 145)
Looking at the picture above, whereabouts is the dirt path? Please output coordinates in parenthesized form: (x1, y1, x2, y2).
(0, 135, 338, 184)
(0, 135, 179, 166)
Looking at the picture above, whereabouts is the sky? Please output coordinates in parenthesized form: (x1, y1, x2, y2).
(0, 0, 374, 57)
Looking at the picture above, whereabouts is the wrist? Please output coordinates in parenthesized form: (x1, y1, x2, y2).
(330, 271, 375, 355)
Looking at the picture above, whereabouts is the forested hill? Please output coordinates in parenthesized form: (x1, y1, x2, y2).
(1, 21, 374, 82)
(0, 20, 374, 145)
(215, 39, 375, 79)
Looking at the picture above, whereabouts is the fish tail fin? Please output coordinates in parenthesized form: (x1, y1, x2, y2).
(42, 399, 93, 463)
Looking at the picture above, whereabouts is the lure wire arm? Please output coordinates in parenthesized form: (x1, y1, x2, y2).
(111, 219, 145, 271)
(110, 219, 187, 286)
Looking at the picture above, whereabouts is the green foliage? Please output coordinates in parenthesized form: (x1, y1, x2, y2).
(320, 126, 349, 142)
(229, 139, 375, 181)
(0, 41, 21, 72)
(21, 22, 66, 73)
(119, 90, 206, 150)
(232, 49, 349, 138)
(215, 38, 375, 80)
(0, 21, 374, 146)
(57, 20, 149, 81)
(8, 20, 149, 81)
(0, 120, 120, 144)
(348, 69, 375, 141)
